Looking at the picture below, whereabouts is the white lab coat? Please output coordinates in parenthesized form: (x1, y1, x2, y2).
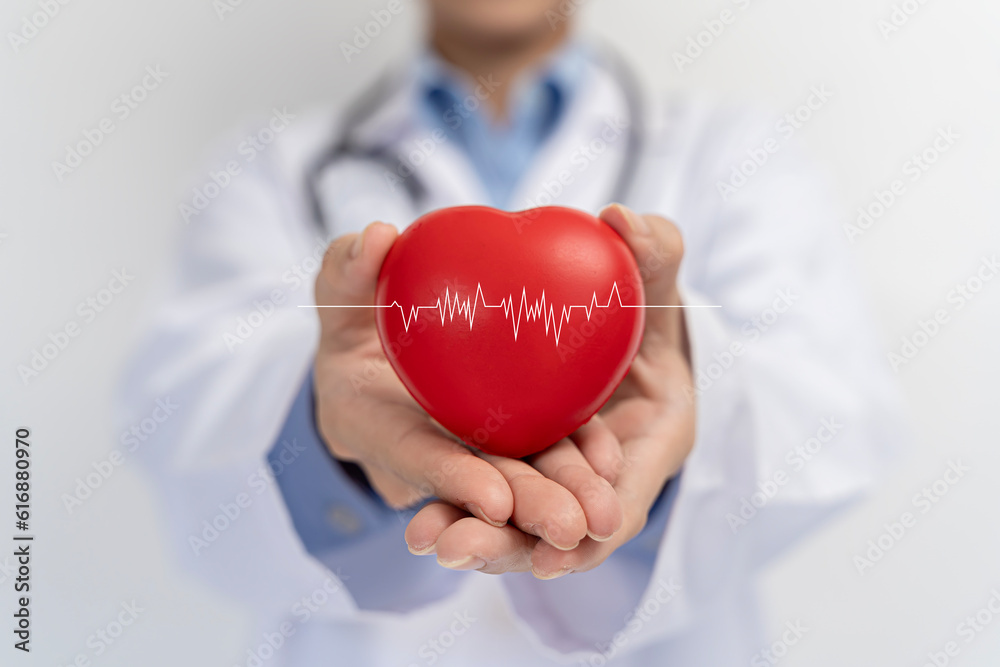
(120, 53, 904, 666)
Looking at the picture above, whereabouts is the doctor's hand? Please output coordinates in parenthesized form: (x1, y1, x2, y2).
(404, 205, 695, 578)
(313, 222, 625, 555)
(312, 222, 519, 527)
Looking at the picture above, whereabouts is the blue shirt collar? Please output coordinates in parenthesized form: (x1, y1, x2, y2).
(413, 42, 590, 208)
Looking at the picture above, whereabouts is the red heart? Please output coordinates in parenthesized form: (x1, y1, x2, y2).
(375, 206, 644, 458)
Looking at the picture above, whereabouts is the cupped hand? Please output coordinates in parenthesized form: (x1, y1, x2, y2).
(313, 222, 513, 527)
(404, 204, 696, 578)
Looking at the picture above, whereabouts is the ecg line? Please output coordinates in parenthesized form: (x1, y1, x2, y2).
(300, 282, 721, 346)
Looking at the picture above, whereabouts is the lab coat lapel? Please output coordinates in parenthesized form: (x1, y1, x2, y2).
(317, 56, 636, 228)
(507, 59, 632, 214)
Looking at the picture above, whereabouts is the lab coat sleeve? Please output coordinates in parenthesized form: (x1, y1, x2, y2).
(497, 105, 907, 658)
(117, 130, 461, 623)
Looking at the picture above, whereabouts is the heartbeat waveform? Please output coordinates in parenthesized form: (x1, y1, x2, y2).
(301, 283, 721, 346)
(390, 282, 633, 346)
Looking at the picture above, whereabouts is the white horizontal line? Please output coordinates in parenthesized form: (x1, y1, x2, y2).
(299, 304, 721, 308)
(296, 282, 720, 346)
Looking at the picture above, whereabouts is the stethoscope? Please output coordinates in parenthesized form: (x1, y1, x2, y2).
(305, 45, 646, 233)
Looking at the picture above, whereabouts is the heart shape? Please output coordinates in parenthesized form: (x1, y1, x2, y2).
(375, 206, 645, 458)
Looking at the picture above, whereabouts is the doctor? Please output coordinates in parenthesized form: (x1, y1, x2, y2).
(123, 0, 903, 664)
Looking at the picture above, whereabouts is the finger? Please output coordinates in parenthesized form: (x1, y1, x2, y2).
(615, 432, 690, 513)
(529, 478, 651, 579)
(568, 414, 625, 485)
(531, 538, 602, 579)
(315, 221, 398, 349)
(366, 467, 425, 509)
(404, 500, 468, 556)
(530, 428, 692, 580)
(531, 533, 626, 579)
(599, 204, 686, 350)
(338, 397, 515, 525)
(478, 453, 588, 550)
(528, 438, 623, 542)
(435, 517, 538, 574)
(369, 414, 514, 526)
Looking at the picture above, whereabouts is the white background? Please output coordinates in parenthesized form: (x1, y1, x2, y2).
(1, 0, 998, 665)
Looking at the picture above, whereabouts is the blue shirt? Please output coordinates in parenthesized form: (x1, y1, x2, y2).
(269, 44, 678, 612)
(414, 44, 587, 208)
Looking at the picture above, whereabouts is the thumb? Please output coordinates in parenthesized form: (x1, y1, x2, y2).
(599, 204, 686, 351)
(315, 221, 398, 350)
